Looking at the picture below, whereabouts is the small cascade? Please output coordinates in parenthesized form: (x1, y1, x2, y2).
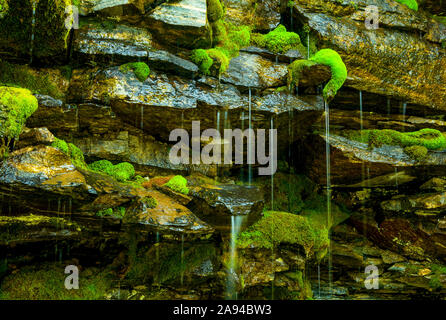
(248, 88, 253, 185)
(29, 2, 37, 64)
(324, 99, 333, 298)
(226, 215, 247, 300)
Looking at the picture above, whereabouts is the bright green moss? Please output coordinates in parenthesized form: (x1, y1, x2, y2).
(207, 48, 230, 74)
(0, 60, 64, 98)
(395, 0, 418, 11)
(142, 196, 158, 209)
(251, 25, 302, 54)
(212, 19, 228, 45)
(89, 160, 135, 182)
(51, 137, 69, 154)
(237, 211, 329, 260)
(88, 159, 114, 172)
(191, 49, 214, 75)
(120, 62, 150, 82)
(207, 0, 224, 22)
(0, 0, 9, 16)
(163, 175, 190, 195)
(345, 128, 446, 151)
(0, 86, 38, 157)
(310, 49, 347, 102)
(0, 263, 112, 300)
(287, 59, 318, 91)
(51, 138, 87, 169)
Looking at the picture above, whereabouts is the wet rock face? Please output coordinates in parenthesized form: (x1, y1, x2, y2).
(303, 134, 446, 185)
(16, 127, 55, 149)
(189, 184, 264, 216)
(221, 0, 281, 31)
(291, 0, 446, 110)
(0, 145, 93, 210)
(144, 0, 211, 49)
(124, 190, 214, 234)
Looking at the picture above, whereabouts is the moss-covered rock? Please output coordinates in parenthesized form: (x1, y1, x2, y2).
(89, 159, 136, 182)
(51, 137, 87, 169)
(237, 211, 329, 261)
(119, 62, 150, 82)
(251, 25, 303, 54)
(0, 86, 38, 157)
(0, 263, 113, 300)
(344, 128, 446, 151)
(309, 49, 347, 102)
(163, 175, 189, 195)
(395, 0, 418, 11)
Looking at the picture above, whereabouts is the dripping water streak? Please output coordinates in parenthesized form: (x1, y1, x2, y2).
(226, 215, 246, 300)
(29, 3, 37, 64)
(248, 88, 253, 185)
(324, 100, 332, 298)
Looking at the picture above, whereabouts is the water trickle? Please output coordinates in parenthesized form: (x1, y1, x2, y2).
(387, 98, 391, 116)
(290, 5, 293, 30)
(140, 106, 144, 130)
(180, 234, 184, 286)
(307, 33, 310, 59)
(156, 232, 160, 263)
(248, 88, 253, 185)
(216, 110, 221, 135)
(359, 90, 364, 131)
(226, 215, 247, 300)
(275, 55, 279, 64)
(395, 167, 399, 190)
(181, 111, 184, 130)
(402, 102, 407, 123)
(29, 2, 37, 64)
(240, 111, 245, 181)
(270, 117, 275, 210)
(324, 99, 333, 298)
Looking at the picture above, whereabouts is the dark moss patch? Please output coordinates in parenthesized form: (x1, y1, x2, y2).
(0, 263, 113, 300)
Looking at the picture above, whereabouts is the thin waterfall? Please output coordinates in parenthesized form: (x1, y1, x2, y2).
(226, 215, 247, 300)
(324, 99, 332, 298)
(29, 2, 37, 64)
(307, 33, 310, 59)
(248, 88, 253, 185)
(387, 98, 391, 116)
(402, 102, 407, 123)
(180, 234, 184, 286)
(270, 117, 274, 210)
(359, 90, 364, 131)
(181, 111, 184, 130)
(240, 111, 245, 181)
(140, 106, 144, 130)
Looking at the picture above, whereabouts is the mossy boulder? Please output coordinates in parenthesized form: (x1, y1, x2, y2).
(119, 62, 150, 82)
(237, 211, 329, 261)
(163, 175, 189, 195)
(251, 25, 303, 54)
(309, 49, 347, 102)
(89, 159, 136, 182)
(0, 86, 38, 157)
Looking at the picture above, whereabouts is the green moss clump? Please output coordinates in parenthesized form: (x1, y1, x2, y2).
(51, 138, 87, 169)
(142, 196, 158, 209)
(163, 175, 190, 195)
(0, 60, 64, 98)
(191, 49, 214, 74)
(0, 0, 9, 16)
(395, 0, 418, 11)
(120, 62, 150, 82)
(0, 86, 38, 157)
(88, 159, 113, 172)
(287, 59, 318, 91)
(207, 0, 224, 22)
(251, 25, 303, 54)
(0, 263, 112, 300)
(309, 49, 347, 102)
(96, 206, 125, 219)
(89, 160, 135, 182)
(345, 128, 446, 152)
(191, 1, 251, 76)
(237, 211, 329, 260)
